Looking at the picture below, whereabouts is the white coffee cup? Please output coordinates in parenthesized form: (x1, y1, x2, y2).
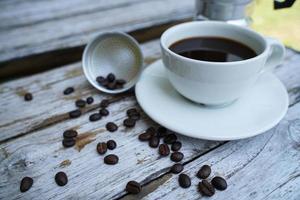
(160, 21, 285, 106)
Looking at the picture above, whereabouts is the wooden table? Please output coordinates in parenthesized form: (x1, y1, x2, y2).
(0, 1, 300, 199)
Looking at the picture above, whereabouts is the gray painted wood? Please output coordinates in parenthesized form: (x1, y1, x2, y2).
(0, 47, 299, 199)
(0, 0, 194, 63)
(0, 44, 299, 143)
(142, 102, 300, 200)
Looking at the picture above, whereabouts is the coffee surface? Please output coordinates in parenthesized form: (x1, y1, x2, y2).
(169, 37, 257, 62)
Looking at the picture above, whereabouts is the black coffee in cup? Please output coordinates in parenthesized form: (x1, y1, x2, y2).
(169, 37, 257, 62)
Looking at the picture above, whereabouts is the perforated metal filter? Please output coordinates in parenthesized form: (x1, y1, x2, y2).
(82, 32, 143, 94)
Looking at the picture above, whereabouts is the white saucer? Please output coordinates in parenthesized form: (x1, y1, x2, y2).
(136, 60, 289, 141)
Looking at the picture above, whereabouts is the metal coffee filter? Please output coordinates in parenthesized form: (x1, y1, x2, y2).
(82, 32, 143, 94)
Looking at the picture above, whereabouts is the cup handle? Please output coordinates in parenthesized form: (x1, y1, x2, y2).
(262, 37, 285, 73)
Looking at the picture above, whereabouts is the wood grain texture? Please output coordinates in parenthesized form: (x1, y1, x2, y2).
(0, 0, 194, 63)
(0, 39, 161, 143)
(0, 42, 299, 143)
(142, 102, 300, 200)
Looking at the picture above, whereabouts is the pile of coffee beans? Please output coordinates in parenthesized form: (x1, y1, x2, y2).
(97, 140, 118, 165)
(96, 73, 126, 90)
(62, 129, 78, 148)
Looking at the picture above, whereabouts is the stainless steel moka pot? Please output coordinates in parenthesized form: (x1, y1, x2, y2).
(194, 0, 296, 26)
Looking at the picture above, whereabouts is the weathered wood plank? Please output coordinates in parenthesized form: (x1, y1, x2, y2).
(0, 0, 194, 63)
(1, 45, 299, 143)
(0, 39, 161, 143)
(141, 102, 300, 200)
(0, 49, 299, 199)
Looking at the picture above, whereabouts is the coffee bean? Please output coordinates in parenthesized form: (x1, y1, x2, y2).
(107, 140, 117, 150)
(86, 96, 94, 104)
(107, 73, 116, 82)
(123, 118, 136, 128)
(104, 154, 119, 165)
(158, 144, 170, 156)
(211, 176, 227, 191)
(96, 76, 106, 85)
(157, 126, 167, 138)
(171, 164, 183, 174)
(170, 152, 184, 162)
(164, 134, 177, 144)
(89, 113, 101, 122)
(106, 122, 118, 132)
(178, 173, 191, 188)
(99, 108, 109, 116)
(171, 141, 182, 151)
(197, 165, 211, 179)
(198, 180, 215, 197)
(63, 87, 74, 95)
(100, 99, 110, 108)
(62, 138, 76, 148)
(24, 93, 33, 101)
(55, 172, 68, 186)
(129, 113, 140, 121)
(69, 109, 81, 118)
(146, 127, 156, 136)
(138, 132, 152, 141)
(107, 81, 117, 90)
(116, 79, 126, 85)
(63, 130, 78, 138)
(149, 136, 159, 148)
(20, 177, 33, 192)
(126, 181, 141, 194)
(97, 142, 107, 155)
(74, 99, 85, 108)
(126, 108, 138, 116)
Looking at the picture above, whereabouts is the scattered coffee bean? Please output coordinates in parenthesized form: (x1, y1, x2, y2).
(171, 164, 184, 174)
(96, 76, 106, 85)
(107, 73, 116, 82)
(146, 127, 156, 136)
(107, 140, 117, 150)
(158, 144, 170, 156)
(197, 165, 211, 179)
(75, 99, 86, 108)
(97, 142, 107, 155)
(170, 152, 184, 162)
(20, 177, 33, 192)
(55, 172, 68, 186)
(89, 113, 101, 122)
(164, 134, 177, 144)
(211, 176, 227, 191)
(63, 87, 74, 95)
(86, 96, 94, 104)
(126, 108, 138, 116)
(99, 108, 109, 116)
(129, 112, 140, 121)
(198, 180, 215, 197)
(106, 122, 118, 132)
(126, 181, 141, 194)
(149, 136, 159, 148)
(69, 109, 81, 118)
(171, 141, 182, 151)
(123, 118, 136, 128)
(62, 138, 76, 148)
(138, 132, 152, 141)
(100, 99, 110, 108)
(63, 130, 78, 138)
(24, 93, 33, 101)
(178, 173, 191, 188)
(104, 154, 119, 165)
(157, 126, 167, 138)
